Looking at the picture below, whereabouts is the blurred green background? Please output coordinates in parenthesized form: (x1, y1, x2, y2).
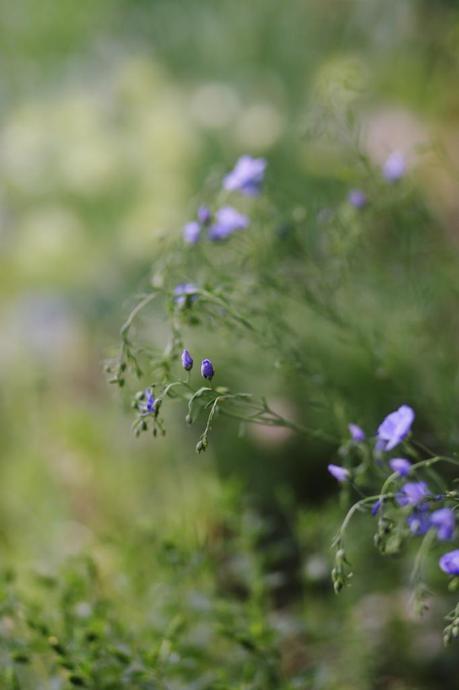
(2, 1, 459, 688)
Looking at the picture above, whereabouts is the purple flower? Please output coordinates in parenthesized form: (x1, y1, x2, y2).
(181, 349, 193, 372)
(183, 221, 201, 245)
(201, 358, 215, 381)
(223, 155, 266, 196)
(396, 481, 429, 507)
(382, 152, 406, 182)
(407, 508, 431, 536)
(348, 189, 367, 209)
(371, 499, 382, 516)
(389, 458, 412, 477)
(208, 207, 249, 241)
(377, 404, 415, 451)
(327, 464, 349, 482)
(348, 423, 365, 442)
(197, 206, 212, 225)
(141, 388, 156, 415)
(430, 508, 455, 541)
(174, 283, 199, 306)
(439, 550, 459, 576)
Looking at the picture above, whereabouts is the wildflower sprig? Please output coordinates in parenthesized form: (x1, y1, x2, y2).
(330, 405, 459, 643)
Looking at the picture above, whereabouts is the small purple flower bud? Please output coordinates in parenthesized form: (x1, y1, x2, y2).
(371, 499, 382, 516)
(327, 464, 349, 482)
(197, 206, 212, 225)
(183, 221, 201, 244)
(201, 358, 215, 381)
(389, 458, 412, 477)
(396, 481, 429, 507)
(382, 152, 406, 183)
(439, 549, 459, 576)
(377, 404, 415, 451)
(181, 349, 193, 371)
(208, 206, 249, 241)
(348, 423, 365, 442)
(430, 508, 455, 541)
(348, 189, 367, 209)
(141, 388, 156, 415)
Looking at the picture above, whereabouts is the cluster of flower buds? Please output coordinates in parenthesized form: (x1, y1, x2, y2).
(180, 349, 215, 381)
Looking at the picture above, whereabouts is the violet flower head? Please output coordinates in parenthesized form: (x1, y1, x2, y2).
(223, 155, 266, 196)
(197, 206, 212, 225)
(141, 388, 156, 415)
(377, 404, 415, 451)
(208, 207, 249, 241)
(396, 481, 429, 507)
(430, 508, 455, 541)
(389, 458, 412, 477)
(201, 358, 215, 381)
(383, 152, 406, 182)
(407, 508, 431, 536)
(348, 423, 365, 442)
(183, 221, 201, 245)
(348, 189, 367, 209)
(174, 283, 199, 306)
(328, 464, 349, 483)
(439, 550, 459, 576)
(181, 349, 193, 372)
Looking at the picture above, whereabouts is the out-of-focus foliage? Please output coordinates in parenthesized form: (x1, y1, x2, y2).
(2, 1, 459, 688)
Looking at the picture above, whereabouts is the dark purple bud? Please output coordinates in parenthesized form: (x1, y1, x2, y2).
(371, 499, 382, 516)
(141, 388, 156, 415)
(181, 349, 193, 371)
(200, 358, 214, 381)
(197, 206, 212, 225)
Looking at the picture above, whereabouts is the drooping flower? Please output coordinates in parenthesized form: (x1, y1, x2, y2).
(201, 358, 215, 381)
(382, 152, 406, 182)
(208, 207, 249, 241)
(389, 458, 412, 477)
(348, 189, 367, 209)
(407, 508, 431, 536)
(223, 155, 266, 196)
(181, 349, 193, 372)
(183, 221, 201, 245)
(141, 388, 156, 415)
(174, 283, 199, 306)
(439, 550, 459, 576)
(377, 404, 415, 451)
(327, 464, 349, 482)
(348, 423, 365, 442)
(396, 481, 429, 507)
(430, 508, 455, 541)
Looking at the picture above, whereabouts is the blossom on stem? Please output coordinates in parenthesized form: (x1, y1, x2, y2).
(223, 155, 266, 196)
(396, 481, 429, 507)
(328, 464, 349, 482)
(141, 388, 156, 415)
(348, 189, 367, 209)
(174, 283, 199, 306)
(377, 404, 415, 451)
(389, 458, 412, 477)
(439, 550, 459, 576)
(348, 423, 365, 442)
(208, 207, 249, 241)
(430, 508, 455, 541)
(382, 152, 406, 182)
